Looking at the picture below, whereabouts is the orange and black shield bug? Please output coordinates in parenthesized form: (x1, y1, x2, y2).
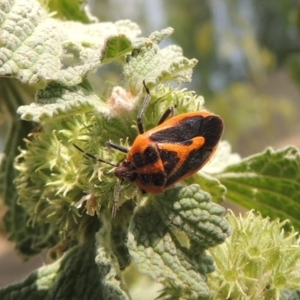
(74, 81, 224, 216)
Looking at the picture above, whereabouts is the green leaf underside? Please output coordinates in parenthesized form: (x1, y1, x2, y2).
(216, 147, 300, 229)
(128, 184, 230, 299)
(0, 0, 140, 85)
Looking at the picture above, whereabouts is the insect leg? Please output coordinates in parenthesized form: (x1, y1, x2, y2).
(137, 80, 151, 134)
(157, 107, 175, 125)
(106, 140, 129, 153)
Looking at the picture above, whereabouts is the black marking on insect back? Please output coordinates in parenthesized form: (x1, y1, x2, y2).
(150, 116, 204, 142)
(166, 148, 212, 187)
(164, 116, 223, 186)
(159, 149, 180, 175)
(132, 146, 159, 168)
(150, 115, 223, 145)
(138, 173, 152, 185)
(152, 172, 166, 186)
(132, 152, 144, 168)
(200, 116, 224, 148)
(139, 172, 166, 186)
(144, 146, 160, 164)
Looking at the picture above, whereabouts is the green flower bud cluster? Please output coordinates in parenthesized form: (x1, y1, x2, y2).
(208, 211, 300, 299)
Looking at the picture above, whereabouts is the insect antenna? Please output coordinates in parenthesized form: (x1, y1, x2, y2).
(136, 80, 151, 134)
(72, 143, 117, 167)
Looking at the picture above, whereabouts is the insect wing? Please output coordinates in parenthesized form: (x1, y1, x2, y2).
(150, 112, 224, 187)
(147, 112, 222, 143)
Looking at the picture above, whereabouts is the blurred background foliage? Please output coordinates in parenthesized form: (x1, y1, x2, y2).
(89, 0, 300, 156)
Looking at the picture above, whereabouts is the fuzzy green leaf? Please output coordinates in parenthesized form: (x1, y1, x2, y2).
(0, 238, 128, 300)
(216, 147, 300, 230)
(154, 184, 230, 247)
(127, 184, 230, 299)
(123, 27, 198, 94)
(101, 35, 134, 63)
(47, 0, 90, 23)
(17, 80, 108, 122)
(0, 0, 140, 85)
(190, 172, 227, 204)
(281, 289, 300, 300)
(95, 236, 131, 300)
